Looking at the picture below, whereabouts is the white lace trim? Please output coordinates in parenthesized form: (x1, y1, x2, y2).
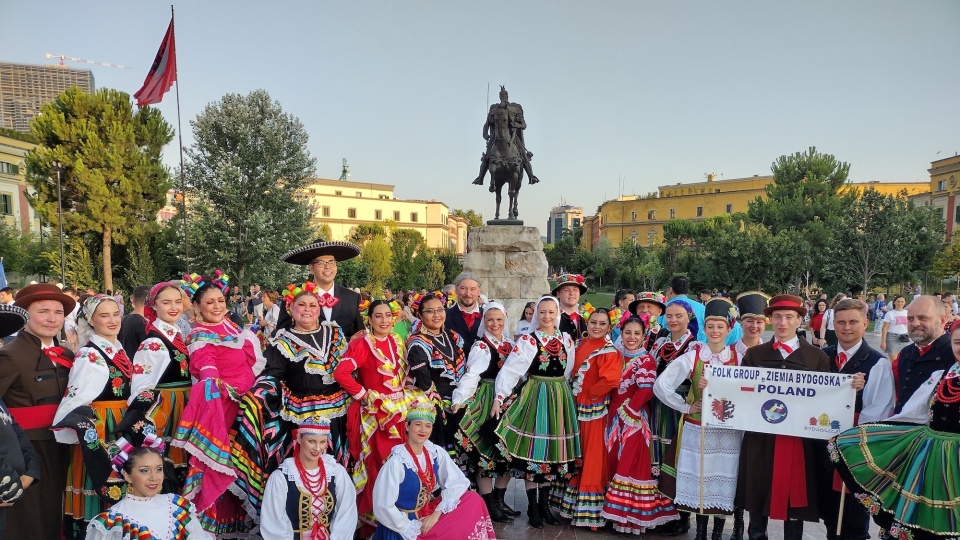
(389, 440, 444, 471)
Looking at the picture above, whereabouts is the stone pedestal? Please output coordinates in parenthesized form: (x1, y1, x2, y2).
(463, 225, 550, 332)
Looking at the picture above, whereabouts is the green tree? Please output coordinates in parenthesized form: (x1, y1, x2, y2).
(933, 234, 960, 281)
(335, 258, 369, 289)
(390, 229, 429, 291)
(25, 87, 174, 292)
(545, 227, 583, 274)
(362, 235, 392, 293)
(349, 224, 388, 247)
(435, 248, 463, 285)
(748, 146, 854, 249)
(184, 90, 317, 285)
(452, 209, 484, 230)
(43, 235, 98, 289)
(823, 189, 943, 294)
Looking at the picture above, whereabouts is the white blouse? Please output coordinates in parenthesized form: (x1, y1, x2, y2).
(494, 331, 576, 402)
(85, 493, 212, 540)
(372, 441, 469, 540)
(260, 455, 357, 540)
(452, 335, 514, 406)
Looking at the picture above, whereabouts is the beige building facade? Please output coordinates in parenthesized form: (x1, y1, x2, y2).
(303, 178, 468, 255)
(0, 134, 41, 235)
(910, 155, 960, 239)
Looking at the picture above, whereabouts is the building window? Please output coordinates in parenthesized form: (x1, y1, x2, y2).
(647, 228, 657, 246)
(648, 210, 656, 220)
(937, 207, 944, 219)
(410, 212, 418, 222)
(715, 188, 720, 193)
(955, 206, 960, 224)
(631, 211, 637, 221)
(725, 204, 733, 214)
(572, 218, 580, 228)
(335, 190, 342, 196)
(375, 209, 383, 220)
(394, 211, 401, 221)
(321, 206, 330, 217)
(629, 229, 638, 243)
(0, 194, 11, 215)
(348, 208, 357, 219)
(696, 206, 703, 217)
(0, 162, 18, 175)
(938, 180, 947, 191)
(669, 208, 676, 219)
(380, 194, 389, 200)
(356, 191, 363, 197)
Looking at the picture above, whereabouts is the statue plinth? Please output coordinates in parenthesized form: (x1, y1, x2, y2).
(486, 219, 523, 226)
(464, 225, 549, 331)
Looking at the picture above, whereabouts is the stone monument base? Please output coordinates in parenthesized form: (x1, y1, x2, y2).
(463, 225, 550, 333)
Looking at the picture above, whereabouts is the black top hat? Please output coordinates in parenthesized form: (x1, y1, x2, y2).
(280, 239, 361, 265)
(736, 291, 770, 320)
(704, 297, 737, 326)
(0, 304, 27, 339)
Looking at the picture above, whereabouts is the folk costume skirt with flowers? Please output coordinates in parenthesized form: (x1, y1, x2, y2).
(150, 381, 190, 473)
(456, 379, 518, 478)
(831, 423, 960, 539)
(64, 399, 127, 536)
(495, 375, 580, 482)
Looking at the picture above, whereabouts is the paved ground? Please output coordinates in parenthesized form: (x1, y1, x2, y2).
(490, 328, 888, 539)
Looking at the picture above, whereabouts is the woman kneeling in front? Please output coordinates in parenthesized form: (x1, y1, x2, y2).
(372, 401, 495, 540)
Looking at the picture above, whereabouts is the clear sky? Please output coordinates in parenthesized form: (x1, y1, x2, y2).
(3, 1, 959, 230)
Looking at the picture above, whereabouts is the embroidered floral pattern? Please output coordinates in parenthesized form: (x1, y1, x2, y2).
(108, 365, 127, 397)
(855, 492, 880, 515)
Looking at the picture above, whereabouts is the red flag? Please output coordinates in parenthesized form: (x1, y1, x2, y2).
(134, 16, 177, 107)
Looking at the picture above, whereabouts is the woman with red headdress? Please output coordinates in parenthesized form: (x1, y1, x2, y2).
(121, 281, 192, 482)
(260, 417, 357, 540)
(172, 272, 265, 536)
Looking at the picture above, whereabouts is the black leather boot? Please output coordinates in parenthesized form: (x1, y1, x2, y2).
(732, 507, 745, 540)
(538, 485, 560, 525)
(694, 515, 709, 540)
(482, 491, 513, 523)
(526, 488, 543, 529)
(493, 486, 520, 517)
(711, 517, 725, 540)
(783, 519, 804, 540)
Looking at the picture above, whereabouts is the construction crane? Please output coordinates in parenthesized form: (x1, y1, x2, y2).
(44, 53, 132, 70)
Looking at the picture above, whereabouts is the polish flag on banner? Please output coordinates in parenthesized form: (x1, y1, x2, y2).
(134, 16, 176, 107)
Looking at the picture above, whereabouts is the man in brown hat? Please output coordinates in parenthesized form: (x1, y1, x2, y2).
(0, 283, 77, 540)
(736, 294, 863, 540)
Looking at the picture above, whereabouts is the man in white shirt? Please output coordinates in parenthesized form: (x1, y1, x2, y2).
(818, 298, 893, 540)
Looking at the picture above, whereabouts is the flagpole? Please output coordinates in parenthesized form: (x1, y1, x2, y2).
(171, 4, 189, 273)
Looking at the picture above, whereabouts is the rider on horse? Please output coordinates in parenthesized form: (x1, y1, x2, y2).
(473, 86, 540, 192)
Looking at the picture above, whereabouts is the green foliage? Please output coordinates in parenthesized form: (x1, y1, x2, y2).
(452, 209, 484, 230)
(24, 87, 174, 291)
(43, 235, 98, 289)
(545, 227, 583, 273)
(335, 258, 369, 290)
(435, 249, 463, 285)
(0, 127, 39, 144)
(184, 89, 317, 286)
(933, 234, 960, 280)
(362, 235, 392, 293)
(613, 241, 664, 292)
(390, 229, 429, 291)
(350, 224, 388, 247)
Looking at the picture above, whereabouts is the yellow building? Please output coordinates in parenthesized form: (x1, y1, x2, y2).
(0, 134, 41, 235)
(582, 173, 930, 251)
(302, 178, 468, 255)
(909, 155, 960, 238)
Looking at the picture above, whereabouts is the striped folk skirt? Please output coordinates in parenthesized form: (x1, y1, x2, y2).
(831, 423, 960, 539)
(64, 399, 127, 538)
(150, 381, 190, 472)
(456, 379, 517, 478)
(495, 375, 580, 483)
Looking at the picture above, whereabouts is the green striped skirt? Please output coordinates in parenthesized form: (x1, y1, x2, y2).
(495, 375, 580, 482)
(831, 423, 960, 537)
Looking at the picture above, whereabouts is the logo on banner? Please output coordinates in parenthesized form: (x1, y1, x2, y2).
(761, 399, 788, 424)
(711, 398, 735, 422)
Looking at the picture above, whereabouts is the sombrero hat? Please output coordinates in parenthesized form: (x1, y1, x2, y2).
(280, 238, 361, 265)
(14, 283, 77, 314)
(0, 304, 28, 339)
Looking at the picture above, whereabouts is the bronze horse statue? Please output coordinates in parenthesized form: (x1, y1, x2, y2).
(488, 106, 523, 220)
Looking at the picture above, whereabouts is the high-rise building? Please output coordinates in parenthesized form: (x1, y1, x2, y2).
(546, 205, 583, 244)
(0, 62, 95, 133)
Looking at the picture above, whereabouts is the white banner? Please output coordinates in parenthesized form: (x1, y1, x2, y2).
(701, 365, 856, 440)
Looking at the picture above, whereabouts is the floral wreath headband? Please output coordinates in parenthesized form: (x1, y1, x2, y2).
(110, 426, 166, 474)
(580, 303, 623, 327)
(283, 281, 322, 312)
(181, 269, 229, 301)
(412, 290, 448, 313)
(361, 299, 405, 329)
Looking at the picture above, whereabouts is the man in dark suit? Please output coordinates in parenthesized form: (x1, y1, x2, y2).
(891, 295, 954, 423)
(278, 239, 364, 337)
(818, 298, 894, 540)
(736, 294, 863, 540)
(0, 284, 77, 540)
(445, 272, 483, 353)
(553, 273, 587, 340)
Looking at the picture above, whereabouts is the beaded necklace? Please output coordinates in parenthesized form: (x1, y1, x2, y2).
(936, 365, 960, 404)
(404, 442, 436, 492)
(295, 452, 328, 537)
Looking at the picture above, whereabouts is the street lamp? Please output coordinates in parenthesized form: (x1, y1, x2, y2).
(53, 162, 65, 285)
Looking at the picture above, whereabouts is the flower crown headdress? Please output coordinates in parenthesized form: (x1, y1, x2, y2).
(282, 281, 321, 312)
(180, 269, 229, 300)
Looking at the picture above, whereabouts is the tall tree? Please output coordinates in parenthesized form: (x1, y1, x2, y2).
(748, 146, 854, 248)
(362, 235, 392, 293)
(25, 87, 174, 291)
(390, 229, 429, 291)
(184, 90, 317, 285)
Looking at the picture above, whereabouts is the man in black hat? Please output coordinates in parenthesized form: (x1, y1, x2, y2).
(552, 273, 587, 340)
(278, 239, 365, 337)
(0, 283, 77, 540)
